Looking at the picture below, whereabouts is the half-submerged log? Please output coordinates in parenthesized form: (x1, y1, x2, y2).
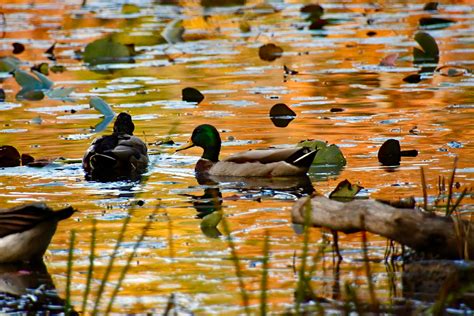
(291, 196, 474, 259)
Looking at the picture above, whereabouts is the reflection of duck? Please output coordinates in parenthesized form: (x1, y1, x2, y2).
(197, 173, 315, 198)
(82, 113, 148, 182)
(0, 260, 75, 314)
(0, 203, 75, 263)
(176, 124, 317, 177)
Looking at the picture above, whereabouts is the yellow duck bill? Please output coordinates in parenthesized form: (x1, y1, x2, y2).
(175, 140, 195, 152)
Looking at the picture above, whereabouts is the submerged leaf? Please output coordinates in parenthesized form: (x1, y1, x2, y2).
(182, 87, 204, 104)
(258, 43, 283, 62)
(83, 36, 133, 65)
(90, 96, 115, 118)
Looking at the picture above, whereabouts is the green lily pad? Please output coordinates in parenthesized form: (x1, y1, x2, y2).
(0, 56, 21, 73)
(83, 36, 134, 65)
(200, 211, 223, 238)
(90, 96, 115, 118)
(14, 70, 43, 91)
(297, 140, 346, 166)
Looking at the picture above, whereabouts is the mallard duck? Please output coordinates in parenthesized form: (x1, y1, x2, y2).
(176, 124, 317, 177)
(82, 112, 149, 181)
(0, 203, 75, 263)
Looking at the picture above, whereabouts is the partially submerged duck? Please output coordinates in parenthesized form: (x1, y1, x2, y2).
(0, 203, 75, 263)
(82, 112, 148, 181)
(176, 124, 317, 177)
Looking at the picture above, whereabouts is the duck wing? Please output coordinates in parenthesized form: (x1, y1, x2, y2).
(224, 147, 303, 164)
(0, 204, 75, 238)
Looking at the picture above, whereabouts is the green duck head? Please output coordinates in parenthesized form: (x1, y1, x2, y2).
(176, 124, 221, 162)
(113, 112, 135, 135)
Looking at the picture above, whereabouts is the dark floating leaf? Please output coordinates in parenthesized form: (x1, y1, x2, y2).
(0, 145, 21, 167)
(45, 42, 56, 61)
(423, 2, 438, 10)
(201, 0, 245, 7)
(269, 103, 296, 128)
(436, 65, 468, 77)
(300, 4, 324, 18)
(182, 87, 204, 104)
(122, 3, 140, 14)
(419, 17, 455, 27)
(403, 73, 422, 83)
(329, 179, 363, 201)
(330, 107, 344, 112)
(12, 43, 25, 54)
(18, 90, 45, 101)
(284, 65, 298, 75)
(413, 31, 439, 68)
(366, 31, 377, 37)
(377, 139, 418, 166)
(31, 63, 49, 75)
(258, 43, 283, 62)
(0, 89, 5, 102)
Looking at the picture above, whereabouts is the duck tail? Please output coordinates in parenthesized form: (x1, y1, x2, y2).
(287, 147, 317, 168)
(53, 206, 76, 221)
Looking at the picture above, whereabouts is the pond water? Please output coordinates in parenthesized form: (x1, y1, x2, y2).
(0, 0, 473, 314)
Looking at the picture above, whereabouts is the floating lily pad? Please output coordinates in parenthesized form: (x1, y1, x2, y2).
(90, 96, 115, 118)
(31, 63, 49, 75)
(161, 19, 184, 44)
(0, 145, 21, 167)
(83, 36, 135, 65)
(200, 211, 223, 238)
(297, 139, 346, 166)
(269, 103, 296, 128)
(14, 70, 42, 91)
(329, 179, 363, 201)
(182, 87, 204, 104)
(259, 43, 283, 62)
(0, 56, 21, 73)
(300, 4, 324, 18)
(18, 90, 45, 101)
(122, 3, 140, 14)
(423, 2, 438, 10)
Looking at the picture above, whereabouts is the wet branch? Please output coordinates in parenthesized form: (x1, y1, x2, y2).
(291, 196, 474, 259)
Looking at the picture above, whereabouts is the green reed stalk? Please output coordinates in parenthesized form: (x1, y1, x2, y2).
(81, 220, 97, 313)
(295, 200, 312, 314)
(65, 230, 76, 314)
(260, 230, 270, 316)
(105, 212, 154, 314)
(92, 211, 133, 314)
(221, 215, 250, 316)
(420, 167, 429, 211)
(445, 158, 458, 216)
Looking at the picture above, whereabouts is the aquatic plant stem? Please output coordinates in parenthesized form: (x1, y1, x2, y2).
(92, 211, 133, 314)
(81, 220, 96, 313)
(361, 224, 378, 310)
(221, 215, 250, 316)
(295, 200, 312, 314)
(65, 230, 76, 314)
(446, 157, 457, 216)
(105, 212, 154, 314)
(260, 230, 270, 316)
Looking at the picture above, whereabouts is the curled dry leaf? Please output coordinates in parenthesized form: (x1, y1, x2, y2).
(379, 53, 398, 67)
